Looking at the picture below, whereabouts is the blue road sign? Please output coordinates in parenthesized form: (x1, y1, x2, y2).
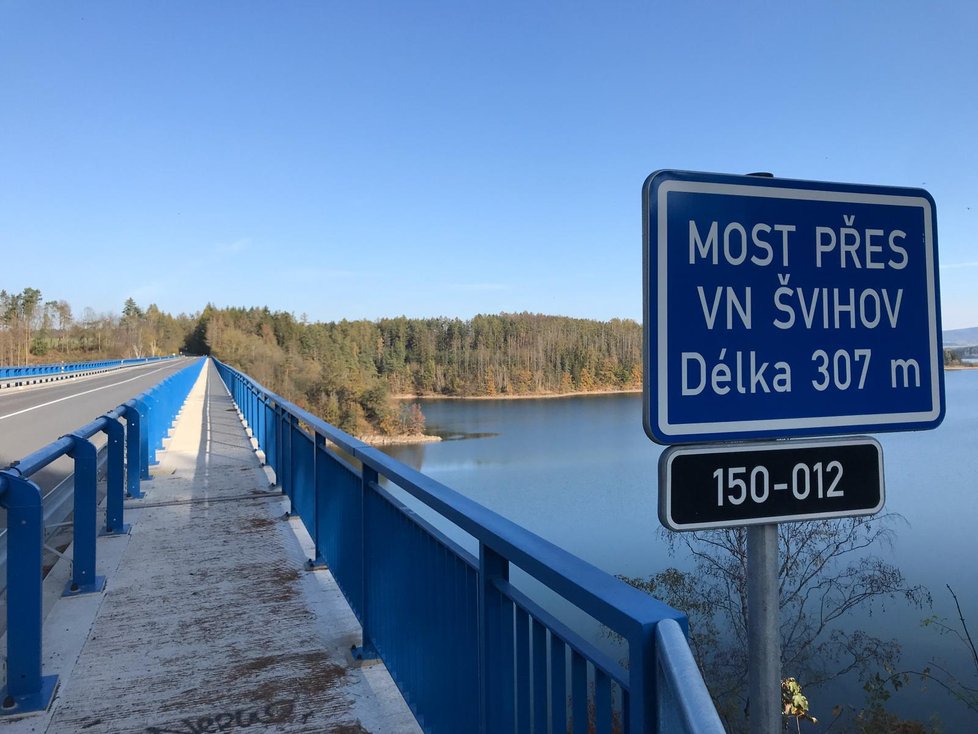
(643, 170, 944, 444)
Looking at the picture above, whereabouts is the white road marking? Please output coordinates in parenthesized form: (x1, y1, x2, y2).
(0, 364, 177, 422)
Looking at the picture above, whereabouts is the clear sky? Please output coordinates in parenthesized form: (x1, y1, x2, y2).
(3, 2, 976, 327)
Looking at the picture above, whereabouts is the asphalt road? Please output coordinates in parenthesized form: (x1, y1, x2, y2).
(0, 357, 196, 496)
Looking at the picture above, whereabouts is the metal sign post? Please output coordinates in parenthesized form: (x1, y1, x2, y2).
(642, 169, 943, 734)
(745, 171, 780, 734)
(747, 523, 780, 733)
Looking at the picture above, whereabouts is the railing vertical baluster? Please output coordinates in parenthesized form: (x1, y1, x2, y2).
(259, 394, 268, 461)
(571, 651, 587, 733)
(254, 388, 262, 451)
(273, 403, 281, 487)
(407, 521, 420, 713)
(532, 619, 547, 734)
(621, 690, 630, 734)
(441, 544, 455, 731)
(595, 669, 612, 734)
(480, 546, 513, 734)
(431, 539, 442, 730)
(284, 413, 295, 503)
(500, 591, 515, 731)
(516, 607, 531, 731)
(238, 380, 245, 424)
(253, 387, 259, 453)
(550, 636, 567, 734)
(354, 464, 379, 660)
(310, 433, 326, 567)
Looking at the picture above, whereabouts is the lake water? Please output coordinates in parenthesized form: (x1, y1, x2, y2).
(384, 371, 978, 730)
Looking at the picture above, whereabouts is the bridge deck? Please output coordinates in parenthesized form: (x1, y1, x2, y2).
(3, 362, 419, 734)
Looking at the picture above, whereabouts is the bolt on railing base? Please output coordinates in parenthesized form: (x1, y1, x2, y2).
(350, 643, 380, 665)
(0, 675, 58, 718)
(62, 575, 107, 598)
(304, 556, 329, 571)
(99, 523, 132, 538)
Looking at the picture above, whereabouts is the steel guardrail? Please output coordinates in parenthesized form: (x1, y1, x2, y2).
(0, 355, 179, 390)
(0, 357, 206, 716)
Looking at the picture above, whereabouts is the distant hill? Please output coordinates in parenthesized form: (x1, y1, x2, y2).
(944, 327, 978, 347)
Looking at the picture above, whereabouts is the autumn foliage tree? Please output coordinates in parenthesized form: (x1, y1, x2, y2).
(621, 517, 931, 732)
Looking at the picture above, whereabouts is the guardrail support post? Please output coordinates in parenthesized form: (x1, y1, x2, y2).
(122, 403, 145, 498)
(100, 416, 131, 536)
(134, 398, 153, 480)
(0, 471, 58, 715)
(145, 394, 160, 466)
(64, 435, 107, 596)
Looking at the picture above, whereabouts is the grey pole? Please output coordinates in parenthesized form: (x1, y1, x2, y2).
(747, 523, 781, 734)
(742, 169, 782, 734)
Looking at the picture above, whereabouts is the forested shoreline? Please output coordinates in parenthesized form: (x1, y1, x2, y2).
(192, 307, 642, 437)
(2, 288, 642, 437)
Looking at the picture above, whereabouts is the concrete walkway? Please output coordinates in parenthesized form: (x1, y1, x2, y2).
(3, 361, 420, 734)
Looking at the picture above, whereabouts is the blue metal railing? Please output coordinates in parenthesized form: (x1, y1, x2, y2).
(0, 357, 206, 715)
(0, 355, 176, 381)
(214, 359, 724, 734)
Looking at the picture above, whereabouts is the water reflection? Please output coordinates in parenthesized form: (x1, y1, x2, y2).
(381, 379, 978, 730)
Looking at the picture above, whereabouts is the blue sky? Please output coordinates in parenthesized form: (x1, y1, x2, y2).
(3, 2, 976, 327)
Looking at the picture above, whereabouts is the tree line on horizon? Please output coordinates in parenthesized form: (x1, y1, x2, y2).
(1, 287, 642, 436)
(0, 288, 191, 364)
(190, 306, 642, 436)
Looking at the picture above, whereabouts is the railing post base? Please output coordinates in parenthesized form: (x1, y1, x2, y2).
(350, 642, 380, 664)
(0, 675, 58, 718)
(62, 575, 106, 598)
(304, 556, 328, 571)
(99, 523, 132, 537)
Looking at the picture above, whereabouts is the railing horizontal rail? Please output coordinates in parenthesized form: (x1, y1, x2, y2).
(214, 358, 726, 733)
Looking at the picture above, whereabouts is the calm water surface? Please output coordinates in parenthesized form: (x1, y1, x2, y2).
(385, 372, 978, 729)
